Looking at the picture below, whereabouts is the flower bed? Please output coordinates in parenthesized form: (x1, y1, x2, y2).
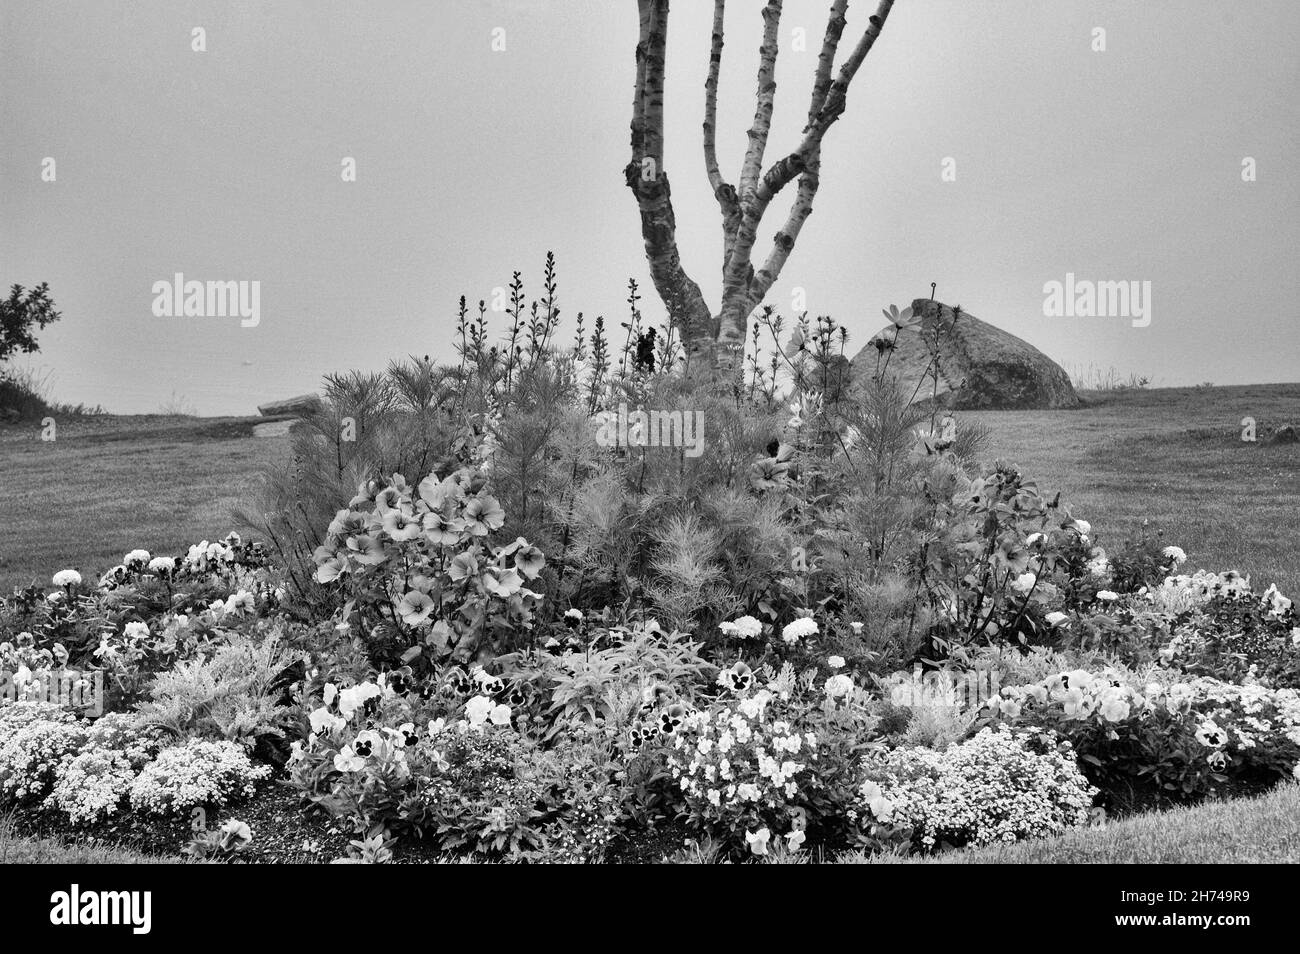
(3, 309, 1298, 861)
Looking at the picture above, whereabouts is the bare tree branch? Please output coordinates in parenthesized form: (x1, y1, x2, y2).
(703, 0, 742, 274)
(751, 0, 849, 299)
(738, 0, 784, 204)
(715, 0, 898, 371)
(751, 147, 819, 300)
(807, 0, 850, 128)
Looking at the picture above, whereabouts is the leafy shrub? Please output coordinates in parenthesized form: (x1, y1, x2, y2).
(134, 629, 297, 749)
(0, 282, 62, 364)
(285, 671, 626, 860)
(1160, 588, 1299, 688)
(406, 724, 548, 856)
(984, 668, 1300, 811)
(498, 620, 715, 740)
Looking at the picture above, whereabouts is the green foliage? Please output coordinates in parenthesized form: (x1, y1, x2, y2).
(0, 283, 61, 365)
(134, 629, 297, 749)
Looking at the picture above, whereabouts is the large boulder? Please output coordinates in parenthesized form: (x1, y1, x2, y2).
(851, 299, 1079, 410)
(256, 393, 322, 418)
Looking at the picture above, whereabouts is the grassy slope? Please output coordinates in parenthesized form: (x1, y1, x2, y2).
(0, 416, 290, 592)
(965, 384, 1300, 596)
(854, 783, 1300, 864)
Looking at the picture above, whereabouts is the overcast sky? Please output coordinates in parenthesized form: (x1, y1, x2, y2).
(3, 0, 1297, 415)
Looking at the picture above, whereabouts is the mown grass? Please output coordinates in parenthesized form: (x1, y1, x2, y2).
(849, 783, 1300, 864)
(965, 383, 1300, 596)
(0, 416, 290, 592)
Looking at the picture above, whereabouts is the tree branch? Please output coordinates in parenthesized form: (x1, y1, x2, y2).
(738, 1, 784, 205)
(716, 0, 897, 369)
(751, 146, 821, 301)
(746, 0, 851, 300)
(807, 0, 850, 129)
(703, 0, 742, 275)
(758, 0, 896, 205)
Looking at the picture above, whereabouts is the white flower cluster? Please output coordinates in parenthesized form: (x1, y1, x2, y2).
(0, 706, 86, 802)
(857, 726, 1097, 848)
(184, 539, 236, 573)
(1162, 545, 1187, 567)
(667, 688, 816, 824)
(83, 712, 163, 769)
(1262, 583, 1293, 619)
(780, 617, 818, 645)
(45, 749, 137, 824)
(987, 668, 1137, 724)
(1141, 569, 1253, 615)
(1084, 546, 1110, 580)
(205, 588, 255, 621)
(52, 569, 82, 588)
(719, 615, 762, 640)
(298, 675, 515, 777)
(129, 740, 270, 816)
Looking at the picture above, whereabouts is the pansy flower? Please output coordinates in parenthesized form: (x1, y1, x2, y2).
(333, 746, 366, 773)
(717, 662, 755, 694)
(658, 704, 687, 736)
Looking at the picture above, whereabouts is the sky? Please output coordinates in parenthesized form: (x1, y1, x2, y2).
(2, 0, 1298, 415)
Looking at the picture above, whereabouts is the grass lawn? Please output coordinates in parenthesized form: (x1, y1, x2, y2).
(854, 783, 1300, 864)
(0, 415, 290, 593)
(965, 383, 1300, 596)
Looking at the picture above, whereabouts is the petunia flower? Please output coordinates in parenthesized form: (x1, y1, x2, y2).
(513, 544, 545, 579)
(462, 495, 506, 536)
(397, 590, 435, 627)
(382, 506, 424, 543)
